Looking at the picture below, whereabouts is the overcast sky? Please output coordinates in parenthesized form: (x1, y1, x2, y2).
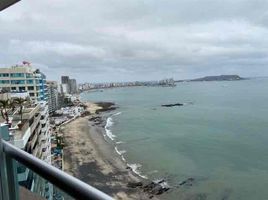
(1, 0, 268, 83)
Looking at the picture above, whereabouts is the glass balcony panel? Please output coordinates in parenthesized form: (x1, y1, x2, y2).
(14, 162, 74, 200)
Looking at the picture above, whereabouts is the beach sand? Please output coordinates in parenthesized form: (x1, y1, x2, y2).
(62, 102, 154, 200)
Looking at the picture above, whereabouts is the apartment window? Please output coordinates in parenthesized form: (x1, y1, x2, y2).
(11, 80, 25, 84)
(18, 86, 25, 91)
(27, 79, 34, 84)
(0, 73, 9, 77)
(0, 80, 10, 84)
(11, 87, 16, 90)
(29, 93, 35, 97)
(10, 73, 25, 77)
(26, 73, 33, 78)
(36, 86, 40, 90)
(28, 86, 34, 90)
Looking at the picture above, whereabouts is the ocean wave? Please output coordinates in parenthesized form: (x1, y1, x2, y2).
(113, 112, 122, 116)
(105, 129, 116, 141)
(104, 117, 116, 140)
(121, 155, 126, 162)
(148, 170, 159, 175)
(105, 117, 113, 128)
(115, 146, 126, 155)
(104, 112, 148, 180)
(127, 163, 148, 179)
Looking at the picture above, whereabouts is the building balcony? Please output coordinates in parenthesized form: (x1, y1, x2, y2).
(41, 124, 48, 134)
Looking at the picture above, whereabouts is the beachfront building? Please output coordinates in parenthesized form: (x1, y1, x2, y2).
(61, 76, 70, 94)
(69, 79, 77, 94)
(47, 81, 59, 114)
(60, 75, 77, 94)
(60, 83, 69, 94)
(0, 100, 53, 199)
(60, 106, 84, 117)
(0, 62, 48, 103)
(0, 62, 53, 199)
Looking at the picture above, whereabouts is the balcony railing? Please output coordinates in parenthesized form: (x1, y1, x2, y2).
(0, 137, 114, 200)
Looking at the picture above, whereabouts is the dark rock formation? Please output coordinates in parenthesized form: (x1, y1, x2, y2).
(95, 102, 118, 113)
(179, 177, 195, 186)
(143, 179, 170, 195)
(127, 182, 143, 188)
(161, 103, 184, 107)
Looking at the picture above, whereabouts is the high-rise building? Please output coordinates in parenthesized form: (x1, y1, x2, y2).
(47, 81, 59, 113)
(0, 64, 48, 103)
(0, 63, 52, 199)
(1, 100, 52, 199)
(61, 76, 77, 94)
(61, 76, 69, 84)
(69, 79, 77, 94)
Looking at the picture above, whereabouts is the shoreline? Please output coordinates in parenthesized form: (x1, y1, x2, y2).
(62, 102, 158, 199)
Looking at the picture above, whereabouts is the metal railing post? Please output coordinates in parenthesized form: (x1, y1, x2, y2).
(5, 155, 19, 200)
(0, 134, 9, 200)
(3, 140, 114, 200)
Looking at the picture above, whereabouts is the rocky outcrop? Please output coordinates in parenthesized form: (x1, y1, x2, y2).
(127, 181, 143, 188)
(179, 177, 195, 186)
(161, 103, 184, 107)
(143, 179, 170, 195)
(127, 179, 170, 197)
(95, 102, 118, 113)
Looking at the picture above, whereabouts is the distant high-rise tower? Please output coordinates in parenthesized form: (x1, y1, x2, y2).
(47, 81, 59, 113)
(69, 79, 77, 94)
(61, 76, 69, 84)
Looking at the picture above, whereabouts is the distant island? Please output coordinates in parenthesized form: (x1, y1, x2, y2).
(176, 75, 245, 82)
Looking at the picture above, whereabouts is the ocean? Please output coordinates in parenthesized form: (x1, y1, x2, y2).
(80, 78, 268, 200)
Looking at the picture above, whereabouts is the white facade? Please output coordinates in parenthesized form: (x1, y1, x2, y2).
(61, 83, 69, 94)
(0, 64, 48, 103)
(0, 64, 52, 200)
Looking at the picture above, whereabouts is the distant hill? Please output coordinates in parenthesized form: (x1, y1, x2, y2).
(176, 75, 245, 82)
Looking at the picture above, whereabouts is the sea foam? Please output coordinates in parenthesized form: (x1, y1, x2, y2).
(127, 163, 148, 179)
(115, 146, 126, 155)
(113, 112, 122, 116)
(104, 117, 116, 140)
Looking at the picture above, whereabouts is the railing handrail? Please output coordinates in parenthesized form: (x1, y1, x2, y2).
(1, 139, 114, 200)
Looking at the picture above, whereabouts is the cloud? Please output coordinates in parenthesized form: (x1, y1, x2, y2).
(1, 0, 268, 82)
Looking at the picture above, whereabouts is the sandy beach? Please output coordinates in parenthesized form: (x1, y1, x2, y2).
(62, 102, 156, 200)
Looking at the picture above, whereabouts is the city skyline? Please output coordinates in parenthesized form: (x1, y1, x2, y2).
(1, 1, 268, 82)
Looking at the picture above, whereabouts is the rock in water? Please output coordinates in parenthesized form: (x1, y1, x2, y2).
(143, 179, 170, 195)
(161, 103, 184, 107)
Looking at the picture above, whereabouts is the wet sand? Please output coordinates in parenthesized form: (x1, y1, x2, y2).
(62, 102, 154, 200)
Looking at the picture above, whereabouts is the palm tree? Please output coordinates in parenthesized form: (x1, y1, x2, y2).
(13, 98, 27, 122)
(0, 99, 13, 124)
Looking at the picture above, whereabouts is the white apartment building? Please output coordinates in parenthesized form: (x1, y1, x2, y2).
(0, 64, 48, 102)
(0, 63, 53, 199)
